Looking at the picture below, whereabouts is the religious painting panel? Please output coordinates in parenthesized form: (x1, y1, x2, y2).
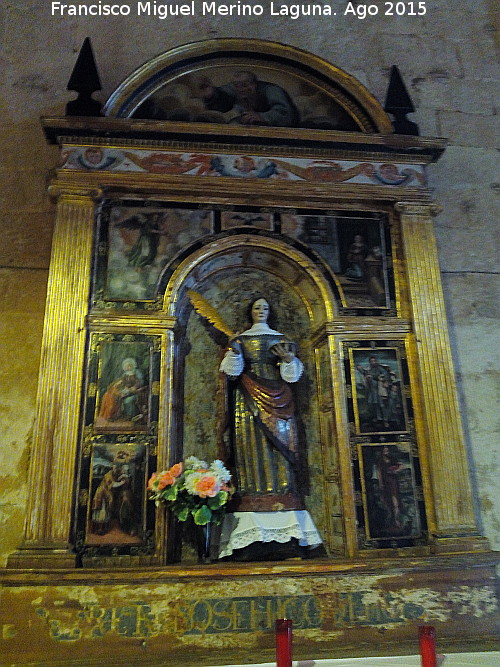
(86, 442, 149, 546)
(358, 442, 421, 541)
(92, 338, 154, 433)
(349, 346, 408, 434)
(281, 212, 395, 313)
(131, 64, 362, 132)
(84, 332, 161, 442)
(93, 200, 212, 307)
(342, 340, 427, 550)
(74, 439, 157, 563)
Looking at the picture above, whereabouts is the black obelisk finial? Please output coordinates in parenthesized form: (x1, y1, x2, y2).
(384, 65, 419, 136)
(66, 38, 103, 116)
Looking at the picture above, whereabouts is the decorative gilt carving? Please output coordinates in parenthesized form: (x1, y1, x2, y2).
(47, 184, 104, 202)
(395, 201, 443, 217)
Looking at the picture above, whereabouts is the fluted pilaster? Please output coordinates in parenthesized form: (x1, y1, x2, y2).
(396, 202, 482, 544)
(8, 186, 101, 567)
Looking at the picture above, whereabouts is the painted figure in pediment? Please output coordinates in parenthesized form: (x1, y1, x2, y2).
(195, 70, 300, 127)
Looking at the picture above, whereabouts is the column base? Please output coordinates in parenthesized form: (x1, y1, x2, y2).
(6, 543, 77, 569)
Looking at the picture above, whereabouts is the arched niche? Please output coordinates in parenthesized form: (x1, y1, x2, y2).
(104, 38, 393, 133)
(160, 233, 343, 559)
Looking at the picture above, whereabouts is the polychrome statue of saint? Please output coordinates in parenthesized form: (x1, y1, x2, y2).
(188, 290, 322, 559)
(219, 297, 304, 511)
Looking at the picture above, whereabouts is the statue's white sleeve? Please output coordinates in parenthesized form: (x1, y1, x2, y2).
(280, 357, 303, 383)
(219, 350, 244, 377)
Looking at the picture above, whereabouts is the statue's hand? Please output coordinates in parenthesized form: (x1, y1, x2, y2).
(271, 342, 295, 364)
(229, 338, 242, 355)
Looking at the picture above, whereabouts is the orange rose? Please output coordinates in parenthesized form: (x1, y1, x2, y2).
(147, 472, 158, 490)
(194, 475, 218, 498)
(169, 463, 183, 478)
(158, 471, 175, 489)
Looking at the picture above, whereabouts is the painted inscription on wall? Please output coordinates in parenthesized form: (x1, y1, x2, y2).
(32, 587, 497, 642)
(173, 595, 321, 634)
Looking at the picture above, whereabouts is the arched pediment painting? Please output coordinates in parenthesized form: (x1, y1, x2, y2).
(104, 39, 393, 133)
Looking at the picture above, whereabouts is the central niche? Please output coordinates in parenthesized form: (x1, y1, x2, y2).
(169, 238, 336, 562)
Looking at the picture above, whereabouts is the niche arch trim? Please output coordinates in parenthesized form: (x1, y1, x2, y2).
(162, 233, 339, 324)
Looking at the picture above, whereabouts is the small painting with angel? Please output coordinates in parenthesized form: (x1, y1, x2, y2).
(105, 206, 211, 301)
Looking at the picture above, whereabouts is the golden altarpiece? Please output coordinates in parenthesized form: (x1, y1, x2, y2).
(1, 40, 498, 665)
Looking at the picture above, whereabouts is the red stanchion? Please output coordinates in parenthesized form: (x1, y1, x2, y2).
(419, 625, 437, 667)
(276, 618, 292, 667)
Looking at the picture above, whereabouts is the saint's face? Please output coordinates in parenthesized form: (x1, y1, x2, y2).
(233, 73, 257, 99)
(122, 358, 137, 373)
(251, 299, 270, 324)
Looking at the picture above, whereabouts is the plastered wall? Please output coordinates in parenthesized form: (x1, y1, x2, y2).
(0, 1, 498, 566)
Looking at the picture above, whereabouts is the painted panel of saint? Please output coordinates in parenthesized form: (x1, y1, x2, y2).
(350, 348, 407, 434)
(132, 66, 361, 131)
(95, 341, 151, 432)
(86, 443, 147, 545)
(281, 214, 393, 309)
(358, 443, 421, 540)
(105, 206, 211, 301)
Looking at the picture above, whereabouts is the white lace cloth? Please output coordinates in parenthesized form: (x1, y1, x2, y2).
(218, 510, 322, 558)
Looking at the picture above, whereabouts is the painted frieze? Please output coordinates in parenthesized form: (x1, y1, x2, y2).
(61, 145, 427, 187)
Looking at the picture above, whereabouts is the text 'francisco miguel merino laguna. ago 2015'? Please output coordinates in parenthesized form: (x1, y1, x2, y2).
(50, 2, 428, 20)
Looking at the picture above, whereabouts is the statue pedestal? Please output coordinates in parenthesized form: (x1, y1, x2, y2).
(218, 510, 323, 559)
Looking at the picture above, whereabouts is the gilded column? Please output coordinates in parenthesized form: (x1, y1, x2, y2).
(396, 202, 487, 551)
(8, 185, 101, 568)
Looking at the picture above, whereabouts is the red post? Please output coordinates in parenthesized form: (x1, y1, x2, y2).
(419, 625, 437, 667)
(276, 618, 292, 667)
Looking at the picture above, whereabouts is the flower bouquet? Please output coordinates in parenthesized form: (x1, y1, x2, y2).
(147, 456, 233, 526)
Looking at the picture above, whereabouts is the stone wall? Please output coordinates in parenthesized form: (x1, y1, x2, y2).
(0, 1, 498, 565)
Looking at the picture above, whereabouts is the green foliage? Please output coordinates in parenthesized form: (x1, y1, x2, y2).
(208, 490, 228, 510)
(193, 504, 213, 525)
(163, 485, 178, 501)
(175, 506, 190, 522)
(148, 458, 233, 528)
